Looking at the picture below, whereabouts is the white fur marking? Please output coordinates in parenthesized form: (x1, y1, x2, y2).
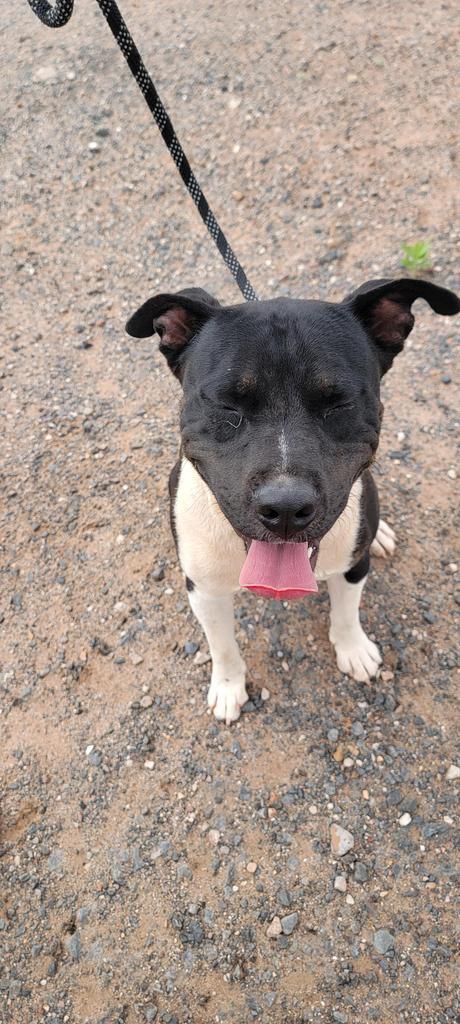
(174, 459, 245, 596)
(328, 573, 382, 682)
(279, 428, 289, 472)
(315, 477, 363, 580)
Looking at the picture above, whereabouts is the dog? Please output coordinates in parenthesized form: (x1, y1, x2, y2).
(127, 278, 459, 724)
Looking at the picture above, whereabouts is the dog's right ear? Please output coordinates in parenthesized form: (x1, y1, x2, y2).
(126, 288, 220, 377)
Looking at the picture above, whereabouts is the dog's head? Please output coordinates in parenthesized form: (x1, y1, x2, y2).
(127, 279, 459, 547)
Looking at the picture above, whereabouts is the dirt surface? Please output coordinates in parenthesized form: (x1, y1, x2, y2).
(1, 2, 459, 1022)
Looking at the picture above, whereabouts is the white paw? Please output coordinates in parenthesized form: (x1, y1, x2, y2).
(207, 675, 248, 725)
(331, 629, 382, 682)
(370, 518, 396, 558)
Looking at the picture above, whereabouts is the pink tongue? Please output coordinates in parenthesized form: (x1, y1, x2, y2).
(239, 540, 318, 600)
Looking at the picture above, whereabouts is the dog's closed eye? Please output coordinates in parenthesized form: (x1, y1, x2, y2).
(322, 401, 355, 420)
(223, 409, 244, 430)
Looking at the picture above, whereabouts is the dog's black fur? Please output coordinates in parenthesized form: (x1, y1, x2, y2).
(127, 278, 459, 558)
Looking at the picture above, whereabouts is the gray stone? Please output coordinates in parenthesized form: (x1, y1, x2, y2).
(280, 912, 299, 935)
(176, 861, 193, 881)
(374, 929, 395, 954)
(354, 862, 368, 883)
(76, 906, 90, 925)
(65, 932, 81, 961)
(277, 888, 292, 907)
(47, 849, 64, 872)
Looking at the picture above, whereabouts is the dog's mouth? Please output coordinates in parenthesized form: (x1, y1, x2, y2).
(240, 538, 319, 601)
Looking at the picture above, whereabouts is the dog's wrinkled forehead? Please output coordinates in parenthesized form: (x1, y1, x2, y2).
(186, 299, 372, 389)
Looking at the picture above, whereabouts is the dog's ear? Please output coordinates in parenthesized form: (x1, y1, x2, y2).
(126, 288, 220, 377)
(344, 277, 460, 374)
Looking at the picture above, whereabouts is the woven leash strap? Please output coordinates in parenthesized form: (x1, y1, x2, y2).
(25, 0, 259, 301)
(26, 0, 74, 27)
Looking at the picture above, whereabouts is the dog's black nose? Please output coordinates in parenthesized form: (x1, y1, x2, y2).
(254, 478, 318, 539)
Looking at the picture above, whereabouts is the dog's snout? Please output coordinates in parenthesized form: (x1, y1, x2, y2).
(254, 478, 318, 539)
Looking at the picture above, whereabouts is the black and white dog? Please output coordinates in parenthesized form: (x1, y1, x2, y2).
(127, 279, 459, 724)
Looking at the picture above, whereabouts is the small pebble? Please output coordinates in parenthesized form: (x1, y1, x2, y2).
(266, 916, 282, 938)
(246, 862, 258, 874)
(193, 650, 211, 666)
(334, 875, 347, 892)
(33, 65, 57, 83)
(331, 824, 355, 857)
(373, 929, 395, 954)
(260, 687, 270, 701)
(280, 912, 298, 935)
(65, 933, 81, 961)
(446, 764, 460, 781)
(399, 813, 412, 827)
(354, 862, 368, 883)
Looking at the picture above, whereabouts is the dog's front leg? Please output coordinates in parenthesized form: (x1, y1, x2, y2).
(188, 588, 247, 725)
(327, 555, 382, 682)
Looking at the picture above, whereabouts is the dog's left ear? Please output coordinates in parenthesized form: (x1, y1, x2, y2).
(126, 287, 220, 377)
(344, 277, 460, 374)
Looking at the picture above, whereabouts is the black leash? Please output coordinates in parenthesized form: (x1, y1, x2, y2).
(25, 0, 259, 302)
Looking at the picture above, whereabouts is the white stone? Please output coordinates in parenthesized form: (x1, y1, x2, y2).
(334, 875, 347, 892)
(193, 650, 211, 666)
(33, 65, 57, 83)
(446, 764, 460, 781)
(399, 813, 411, 827)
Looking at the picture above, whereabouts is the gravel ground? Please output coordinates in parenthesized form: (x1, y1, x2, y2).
(1, 2, 459, 1022)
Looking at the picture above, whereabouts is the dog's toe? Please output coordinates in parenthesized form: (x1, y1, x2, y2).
(207, 677, 248, 726)
(371, 518, 396, 558)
